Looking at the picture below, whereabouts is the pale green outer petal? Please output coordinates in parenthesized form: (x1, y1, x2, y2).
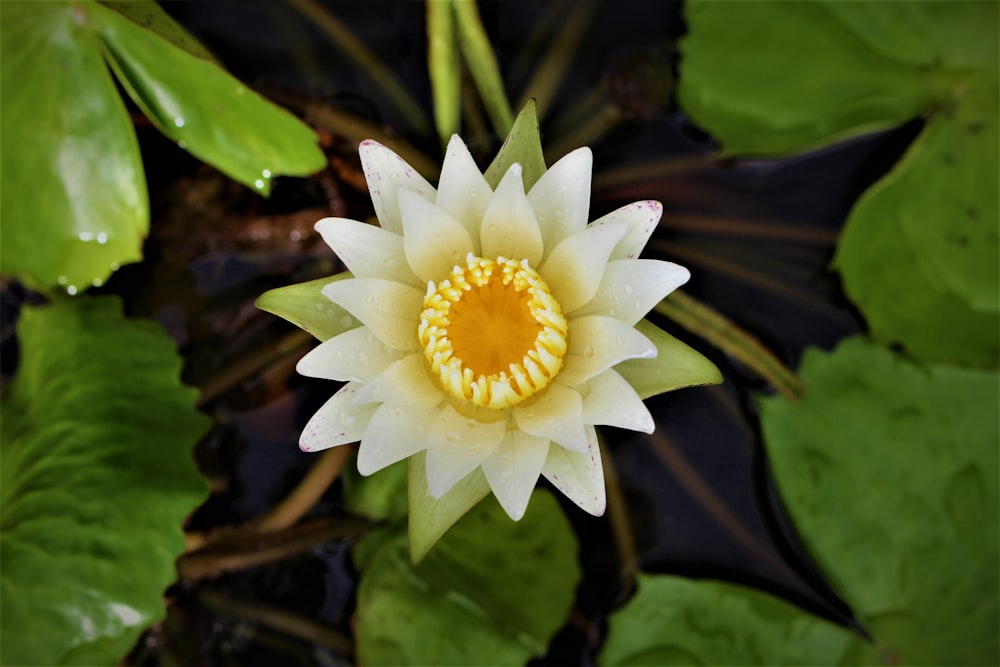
(542, 426, 606, 516)
(399, 189, 476, 284)
(358, 403, 436, 475)
(408, 452, 491, 563)
(591, 200, 663, 260)
(481, 431, 551, 521)
(579, 369, 654, 433)
(559, 315, 657, 387)
(480, 163, 544, 267)
(434, 135, 492, 250)
(359, 139, 436, 235)
(570, 259, 690, 325)
(322, 278, 423, 352)
(514, 382, 588, 452)
(300, 382, 378, 452)
(527, 147, 593, 254)
(538, 221, 628, 313)
(296, 326, 402, 383)
(354, 353, 446, 408)
(315, 217, 419, 286)
(425, 405, 507, 498)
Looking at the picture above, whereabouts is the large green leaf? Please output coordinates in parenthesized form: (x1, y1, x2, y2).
(761, 337, 999, 664)
(678, 1, 999, 367)
(0, 0, 325, 292)
(1, 297, 209, 666)
(600, 574, 858, 666)
(89, 1, 326, 194)
(0, 2, 148, 293)
(356, 490, 580, 665)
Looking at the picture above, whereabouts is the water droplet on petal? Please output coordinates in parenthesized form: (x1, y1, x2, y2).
(624, 285, 633, 295)
(97, 232, 108, 244)
(340, 315, 354, 328)
(356, 352, 369, 365)
(446, 431, 461, 443)
(339, 413, 355, 427)
(583, 345, 595, 358)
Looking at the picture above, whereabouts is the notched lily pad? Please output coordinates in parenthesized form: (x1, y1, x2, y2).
(0, 297, 209, 666)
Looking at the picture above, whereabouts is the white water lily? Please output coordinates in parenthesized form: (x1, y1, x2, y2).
(295, 135, 689, 521)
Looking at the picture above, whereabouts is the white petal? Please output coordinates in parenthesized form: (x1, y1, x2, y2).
(542, 426, 606, 516)
(399, 189, 475, 283)
(435, 135, 492, 249)
(359, 140, 436, 235)
(354, 353, 446, 408)
(570, 259, 690, 324)
(538, 221, 627, 313)
(513, 382, 588, 452)
(527, 147, 592, 254)
(315, 217, 419, 285)
(300, 382, 378, 452)
(357, 403, 435, 475)
(579, 369, 655, 433)
(424, 405, 506, 498)
(322, 278, 423, 352)
(480, 163, 544, 267)
(481, 430, 550, 520)
(559, 315, 656, 386)
(590, 200, 663, 260)
(297, 326, 403, 383)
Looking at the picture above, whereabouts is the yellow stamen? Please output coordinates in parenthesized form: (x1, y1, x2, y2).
(418, 254, 568, 409)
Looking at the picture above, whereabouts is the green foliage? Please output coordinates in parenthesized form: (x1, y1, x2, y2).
(0, 0, 325, 292)
(602, 337, 999, 665)
(616, 319, 723, 400)
(761, 337, 999, 665)
(600, 574, 857, 666)
(1, 297, 209, 666)
(356, 490, 580, 665)
(678, 0, 999, 367)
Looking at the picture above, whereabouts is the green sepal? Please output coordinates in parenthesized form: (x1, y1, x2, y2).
(255, 273, 358, 342)
(617, 319, 723, 400)
(484, 99, 547, 191)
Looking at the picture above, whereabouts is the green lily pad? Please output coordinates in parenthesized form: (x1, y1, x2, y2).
(0, 1, 148, 293)
(0, 0, 325, 292)
(600, 574, 858, 666)
(356, 489, 580, 665)
(1, 297, 209, 666)
(678, 1, 999, 367)
(760, 337, 999, 664)
(616, 319, 723, 400)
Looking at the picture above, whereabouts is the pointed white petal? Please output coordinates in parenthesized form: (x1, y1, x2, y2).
(424, 405, 507, 498)
(322, 278, 423, 352)
(296, 326, 403, 383)
(480, 163, 544, 267)
(354, 353, 446, 408)
(513, 382, 588, 452)
(314, 217, 419, 285)
(357, 403, 435, 475)
(579, 369, 655, 433)
(300, 382, 378, 452)
(359, 139, 436, 235)
(590, 200, 663, 260)
(481, 431, 550, 520)
(398, 188, 476, 283)
(527, 147, 592, 254)
(435, 135, 492, 249)
(559, 315, 656, 386)
(542, 426, 606, 516)
(570, 259, 690, 324)
(538, 221, 627, 313)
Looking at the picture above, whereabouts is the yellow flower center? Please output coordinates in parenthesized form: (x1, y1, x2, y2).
(418, 254, 568, 410)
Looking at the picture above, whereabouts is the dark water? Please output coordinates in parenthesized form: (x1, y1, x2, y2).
(9, 1, 919, 663)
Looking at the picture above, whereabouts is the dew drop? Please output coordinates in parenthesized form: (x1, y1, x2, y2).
(254, 179, 265, 190)
(445, 431, 461, 443)
(96, 232, 108, 244)
(66, 285, 78, 296)
(561, 463, 573, 472)
(356, 352, 369, 366)
(174, 118, 185, 128)
(262, 169, 272, 178)
(624, 285, 633, 295)
(178, 140, 187, 149)
(340, 315, 354, 327)
(92, 277, 103, 287)
(57, 275, 68, 285)
(78, 231, 93, 241)
(109, 262, 120, 271)
(583, 345, 595, 358)
(339, 413, 355, 427)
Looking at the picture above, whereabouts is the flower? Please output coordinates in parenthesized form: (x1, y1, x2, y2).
(295, 135, 689, 521)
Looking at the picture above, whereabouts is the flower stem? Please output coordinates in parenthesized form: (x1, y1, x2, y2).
(453, 0, 514, 136)
(257, 446, 353, 532)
